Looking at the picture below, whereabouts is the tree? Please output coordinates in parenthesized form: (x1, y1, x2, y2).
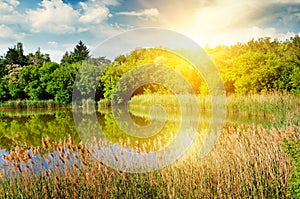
(275, 35, 300, 94)
(18, 62, 59, 100)
(47, 62, 80, 104)
(75, 57, 111, 101)
(5, 42, 27, 66)
(0, 78, 10, 101)
(61, 41, 90, 65)
(27, 48, 51, 66)
(73, 40, 90, 62)
(0, 57, 6, 79)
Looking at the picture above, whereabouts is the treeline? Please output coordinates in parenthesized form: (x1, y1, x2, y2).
(0, 41, 110, 104)
(0, 36, 300, 104)
(207, 36, 300, 94)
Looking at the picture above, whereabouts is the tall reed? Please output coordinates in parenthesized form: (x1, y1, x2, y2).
(0, 124, 297, 198)
(0, 100, 62, 110)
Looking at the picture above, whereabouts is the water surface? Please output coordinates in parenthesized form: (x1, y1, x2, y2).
(0, 107, 274, 151)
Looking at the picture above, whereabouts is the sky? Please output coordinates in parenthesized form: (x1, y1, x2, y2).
(0, 0, 300, 62)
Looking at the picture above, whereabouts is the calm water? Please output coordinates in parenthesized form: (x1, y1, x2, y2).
(0, 107, 273, 150)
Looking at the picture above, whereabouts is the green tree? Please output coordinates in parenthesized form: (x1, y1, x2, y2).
(275, 35, 300, 94)
(74, 57, 110, 101)
(61, 41, 90, 65)
(0, 57, 6, 79)
(0, 78, 11, 101)
(4, 42, 27, 66)
(47, 62, 80, 104)
(27, 48, 51, 66)
(18, 62, 59, 100)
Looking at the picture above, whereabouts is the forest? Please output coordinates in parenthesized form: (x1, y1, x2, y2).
(0, 36, 300, 104)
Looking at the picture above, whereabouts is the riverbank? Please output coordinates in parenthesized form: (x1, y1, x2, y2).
(0, 100, 65, 110)
(98, 93, 300, 117)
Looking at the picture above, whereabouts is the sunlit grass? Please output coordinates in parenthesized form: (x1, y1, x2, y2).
(0, 124, 298, 198)
(128, 92, 299, 117)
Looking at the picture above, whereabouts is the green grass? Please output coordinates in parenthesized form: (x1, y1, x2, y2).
(0, 100, 62, 110)
(283, 131, 300, 199)
(98, 98, 111, 108)
(128, 93, 300, 117)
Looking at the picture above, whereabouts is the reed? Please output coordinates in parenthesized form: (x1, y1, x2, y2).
(0, 124, 298, 198)
(129, 92, 300, 117)
(0, 100, 62, 110)
(98, 98, 111, 108)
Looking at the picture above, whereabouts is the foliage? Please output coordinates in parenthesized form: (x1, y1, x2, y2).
(284, 140, 300, 198)
(18, 62, 59, 100)
(100, 48, 202, 101)
(61, 40, 90, 65)
(206, 37, 300, 94)
(74, 57, 111, 101)
(4, 42, 27, 67)
(1, 36, 300, 105)
(27, 48, 51, 66)
(46, 62, 80, 104)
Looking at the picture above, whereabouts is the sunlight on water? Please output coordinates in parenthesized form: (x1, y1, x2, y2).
(0, 108, 273, 151)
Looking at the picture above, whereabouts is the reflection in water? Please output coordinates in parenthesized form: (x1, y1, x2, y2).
(0, 107, 278, 173)
(0, 148, 80, 177)
(0, 108, 273, 151)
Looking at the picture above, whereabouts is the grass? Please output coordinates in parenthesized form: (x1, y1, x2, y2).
(98, 98, 111, 108)
(0, 124, 298, 198)
(0, 93, 299, 198)
(283, 132, 300, 198)
(128, 92, 300, 117)
(0, 100, 63, 110)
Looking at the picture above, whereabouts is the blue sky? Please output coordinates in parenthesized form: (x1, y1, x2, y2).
(0, 0, 300, 62)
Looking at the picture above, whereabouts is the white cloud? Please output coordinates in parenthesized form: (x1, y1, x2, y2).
(116, 8, 160, 18)
(274, 0, 300, 3)
(100, 0, 120, 6)
(193, 0, 268, 33)
(185, 26, 299, 47)
(24, 0, 119, 34)
(169, 0, 300, 47)
(0, 25, 15, 38)
(0, 24, 25, 39)
(0, 3, 14, 13)
(26, 0, 80, 34)
(7, 0, 20, 7)
(48, 41, 58, 46)
(79, 1, 110, 24)
(0, 0, 20, 13)
(0, 12, 24, 24)
(0, 1, 24, 24)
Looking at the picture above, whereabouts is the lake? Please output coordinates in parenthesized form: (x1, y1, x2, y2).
(0, 107, 273, 151)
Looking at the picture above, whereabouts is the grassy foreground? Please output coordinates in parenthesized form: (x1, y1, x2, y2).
(0, 93, 299, 198)
(0, 124, 299, 198)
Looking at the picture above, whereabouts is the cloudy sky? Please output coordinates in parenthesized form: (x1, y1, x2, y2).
(0, 0, 300, 62)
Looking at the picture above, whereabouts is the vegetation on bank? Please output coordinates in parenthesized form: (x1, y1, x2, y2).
(0, 100, 63, 110)
(1, 36, 300, 106)
(0, 123, 298, 198)
(128, 92, 300, 117)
